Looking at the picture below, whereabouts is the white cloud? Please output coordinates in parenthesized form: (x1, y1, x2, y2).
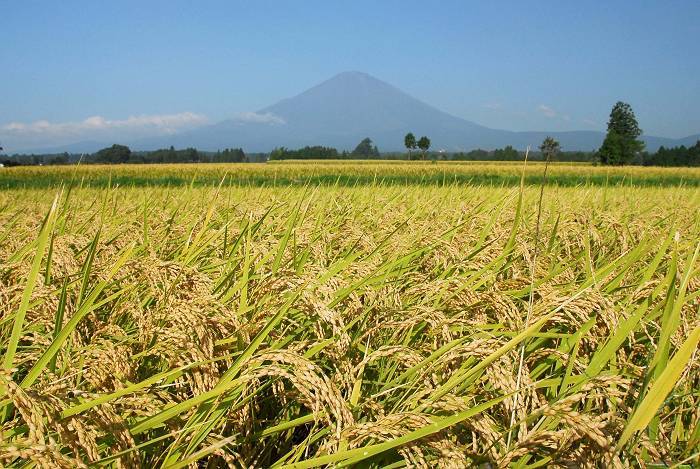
(536, 105, 573, 123)
(482, 103, 502, 110)
(0, 112, 209, 152)
(1, 112, 208, 136)
(231, 112, 285, 125)
(582, 118, 599, 127)
(537, 104, 557, 118)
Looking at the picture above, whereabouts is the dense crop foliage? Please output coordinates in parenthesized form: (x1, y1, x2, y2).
(2, 161, 700, 189)
(0, 163, 699, 467)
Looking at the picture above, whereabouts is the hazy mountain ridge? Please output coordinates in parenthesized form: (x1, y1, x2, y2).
(14, 72, 699, 154)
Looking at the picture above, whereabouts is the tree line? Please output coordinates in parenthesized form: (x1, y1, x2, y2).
(1, 103, 698, 166)
(1, 145, 250, 166)
(269, 138, 381, 160)
(642, 141, 700, 166)
(89, 145, 249, 164)
(3, 141, 698, 166)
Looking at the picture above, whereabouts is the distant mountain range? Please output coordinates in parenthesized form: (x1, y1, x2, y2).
(19, 71, 700, 154)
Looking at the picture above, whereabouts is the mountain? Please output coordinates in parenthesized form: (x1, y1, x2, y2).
(17, 72, 699, 153)
(257, 71, 507, 149)
(133, 71, 504, 152)
(143, 71, 696, 152)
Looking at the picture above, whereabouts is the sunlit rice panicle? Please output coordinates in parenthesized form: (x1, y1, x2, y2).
(0, 163, 698, 467)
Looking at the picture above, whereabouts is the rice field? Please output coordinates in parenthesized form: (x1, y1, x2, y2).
(2, 161, 700, 189)
(1, 162, 699, 468)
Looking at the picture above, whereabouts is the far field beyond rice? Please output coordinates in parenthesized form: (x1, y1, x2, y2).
(1, 162, 699, 467)
(2, 160, 700, 189)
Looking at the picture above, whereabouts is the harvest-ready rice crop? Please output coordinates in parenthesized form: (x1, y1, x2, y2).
(2, 161, 700, 189)
(1, 162, 699, 467)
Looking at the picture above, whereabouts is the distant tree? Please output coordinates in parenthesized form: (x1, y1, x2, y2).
(645, 140, 700, 167)
(493, 145, 519, 161)
(598, 132, 625, 166)
(539, 137, 560, 162)
(94, 144, 132, 164)
(213, 148, 246, 163)
(417, 136, 431, 160)
(269, 147, 286, 161)
(269, 145, 339, 160)
(352, 138, 380, 158)
(404, 133, 417, 160)
(452, 149, 489, 161)
(48, 152, 70, 165)
(183, 147, 200, 162)
(598, 101, 644, 165)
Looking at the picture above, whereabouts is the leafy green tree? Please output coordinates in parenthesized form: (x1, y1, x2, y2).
(539, 137, 560, 162)
(404, 133, 417, 160)
(493, 145, 519, 161)
(94, 144, 131, 164)
(269, 147, 287, 161)
(598, 102, 644, 165)
(352, 138, 380, 158)
(598, 132, 625, 166)
(417, 136, 431, 160)
(213, 148, 246, 163)
(269, 146, 339, 160)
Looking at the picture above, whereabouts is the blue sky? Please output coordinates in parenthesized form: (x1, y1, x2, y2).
(2, 0, 699, 150)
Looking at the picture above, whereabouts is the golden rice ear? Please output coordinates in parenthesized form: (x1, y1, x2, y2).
(0, 165, 698, 467)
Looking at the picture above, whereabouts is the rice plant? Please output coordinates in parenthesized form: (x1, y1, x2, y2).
(0, 163, 698, 467)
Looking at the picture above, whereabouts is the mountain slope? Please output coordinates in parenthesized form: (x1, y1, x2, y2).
(261, 71, 493, 136)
